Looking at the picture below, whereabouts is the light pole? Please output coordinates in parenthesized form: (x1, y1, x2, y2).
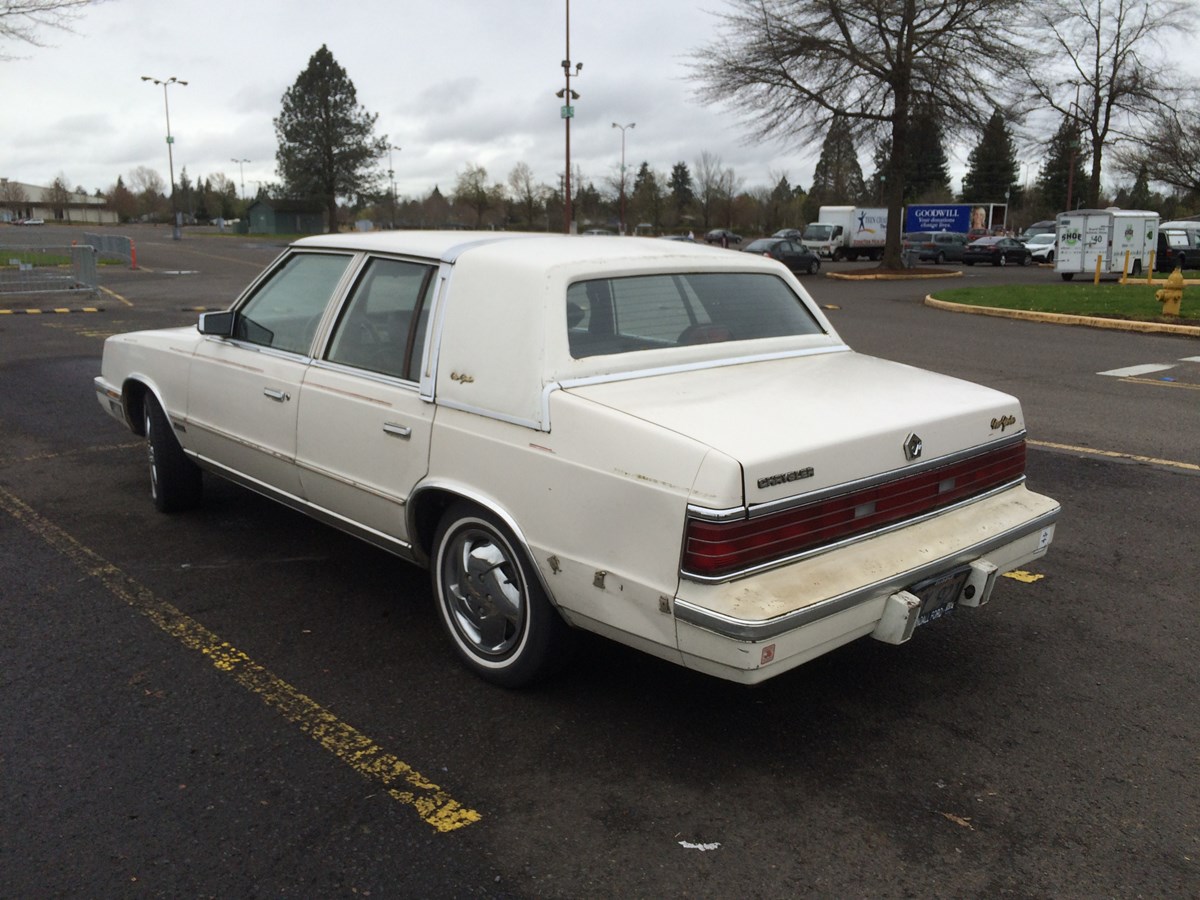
(612, 122, 634, 235)
(231, 158, 250, 201)
(142, 75, 187, 240)
(387, 142, 401, 229)
(556, 0, 582, 234)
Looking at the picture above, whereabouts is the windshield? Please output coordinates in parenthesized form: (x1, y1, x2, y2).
(566, 272, 824, 359)
(802, 224, 833, 241)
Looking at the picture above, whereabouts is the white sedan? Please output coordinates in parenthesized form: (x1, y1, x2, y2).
(95, 232, 1059, 687)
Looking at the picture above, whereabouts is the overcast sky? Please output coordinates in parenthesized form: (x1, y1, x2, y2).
(4, 0, 1196, 202)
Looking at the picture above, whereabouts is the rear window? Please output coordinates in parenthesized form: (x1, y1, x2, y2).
(565, 272, 824, 359)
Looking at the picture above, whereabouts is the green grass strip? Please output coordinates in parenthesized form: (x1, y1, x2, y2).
(933, 281, 1200, 321)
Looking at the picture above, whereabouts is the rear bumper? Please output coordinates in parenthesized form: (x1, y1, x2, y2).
(672, 485, 1059, 683)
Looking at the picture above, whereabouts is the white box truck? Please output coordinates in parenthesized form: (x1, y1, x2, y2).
(802, 206, 888, 261)
(1054, 209, 1158, 281)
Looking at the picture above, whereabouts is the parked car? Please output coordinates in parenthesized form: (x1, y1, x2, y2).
(963, 236, 1033, 266)
(771, 228, 805, 241)
(742, 237, 821, 274)
(94, 232, 1058, 687)
(1020, 221, 1055, 242)
(1156, 228, 1200, 272)
(1023, 232, 1057, 263)
(901, 231, 970, 264)
(704, 228, 742, 246)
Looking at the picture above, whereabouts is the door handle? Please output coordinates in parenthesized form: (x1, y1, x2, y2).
(382, 422, 412, 439)
(263, 388, 290, 402)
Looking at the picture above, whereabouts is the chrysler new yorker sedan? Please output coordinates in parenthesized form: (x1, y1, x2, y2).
(95, 232, 1059, 687)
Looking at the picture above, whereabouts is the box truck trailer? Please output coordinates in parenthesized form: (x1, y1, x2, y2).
(1054, 209, 1158, 281)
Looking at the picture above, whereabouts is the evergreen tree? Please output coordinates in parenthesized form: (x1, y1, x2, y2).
(807, 115, 866, 208)
(962, 110, 1020, 205)
(1127, 165, 1153, 210)
(901, 106, 952, 202)
(1037, 116, 1088, 213)
(668, 162, 694, 221)
(274, 45, 387, 232)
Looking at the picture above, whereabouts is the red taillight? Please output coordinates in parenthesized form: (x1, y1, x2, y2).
(683, 440, 1026, 578)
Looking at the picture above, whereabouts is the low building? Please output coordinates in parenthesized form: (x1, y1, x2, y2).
(245, 199, 326, 235)
(0, 178, 118, 225)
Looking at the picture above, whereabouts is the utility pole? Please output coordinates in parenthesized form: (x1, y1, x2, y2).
(612, 122, 634, 235)
(556, 0, 582, 234)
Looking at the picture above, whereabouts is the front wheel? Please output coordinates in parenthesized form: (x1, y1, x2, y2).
(1062, 273, 1075, 281)
(807, 259, 820, 275)
(936, 252, 945, 265)
(997, 254, 1007, 267)
(432, 502, 573, 687)
(1021, 252, 1032, 266)
(144, 393, 202, 513)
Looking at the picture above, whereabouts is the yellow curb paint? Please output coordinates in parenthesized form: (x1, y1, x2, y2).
(924, 295, 1200, 337)
(0, 486, 482, 833)
(827, 270, 964, 281)
(1028, 439, 1200, 472)
(1003, 570, 1044, 583)
(1122, 377, 1200, 392)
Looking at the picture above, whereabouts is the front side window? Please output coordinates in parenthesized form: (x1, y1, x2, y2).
(325, 257, 437, 381)
(235, 253, 353, 354)
(566, 272, 825, 359)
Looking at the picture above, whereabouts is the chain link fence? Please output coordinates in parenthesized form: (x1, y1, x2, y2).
(0, 245, 99, 298)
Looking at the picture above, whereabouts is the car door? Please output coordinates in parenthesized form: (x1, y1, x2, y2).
(186, 250, 357, 498)
(294, 256, 440, 547)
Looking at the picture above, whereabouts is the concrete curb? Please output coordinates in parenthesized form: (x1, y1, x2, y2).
(924, 295, 1200, 337)
(827, 270, 964, 281)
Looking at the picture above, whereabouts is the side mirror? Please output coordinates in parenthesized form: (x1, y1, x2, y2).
(198, 310, 235, 336)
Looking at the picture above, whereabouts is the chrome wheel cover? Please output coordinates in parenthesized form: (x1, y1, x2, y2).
(440, 524, 526, 658)
(145, 409, 159, 500)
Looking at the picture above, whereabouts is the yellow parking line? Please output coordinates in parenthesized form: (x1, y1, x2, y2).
(0, 486, 482, 833)
(99, 286, 133, 307)
(1122, 376, 1200, 392)
(1028, 439, 1200, 472)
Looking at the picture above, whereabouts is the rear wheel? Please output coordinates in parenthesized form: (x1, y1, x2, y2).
(1021, 252, 1032, 266)
(807, 259, 820, 275)
(432, 502, 574, 687)
(936, 251, 945, 265)
(1062, 273, 1075, 281)
(997, 254, 1007, 267)
(143, 393, 202, 513)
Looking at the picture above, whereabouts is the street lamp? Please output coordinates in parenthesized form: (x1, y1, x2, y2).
(612, 122, 635, 235)
(387, 142, 401, 229)
(556, 0, 582, 234)
(231, 158, 250, 201)
(141, 75, 187, 240)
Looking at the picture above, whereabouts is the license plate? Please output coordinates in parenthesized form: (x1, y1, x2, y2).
(909, 566, 971, 627)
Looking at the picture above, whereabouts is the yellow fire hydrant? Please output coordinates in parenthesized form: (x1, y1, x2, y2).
(1155, 268, 1184, 317)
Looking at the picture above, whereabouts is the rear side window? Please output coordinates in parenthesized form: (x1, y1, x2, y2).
(566, 272, 824, 359)
(235, 252, 352, 354)
(325, 257, 437, 381)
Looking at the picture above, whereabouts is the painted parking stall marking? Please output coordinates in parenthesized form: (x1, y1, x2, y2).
(0, 484, 482, 833)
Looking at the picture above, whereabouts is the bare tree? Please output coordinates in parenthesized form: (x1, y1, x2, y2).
(507, 162, 546, 231)
(0, 178, 28, 219)
(0, 0, 99, 57)
(47, 173, 71, 222)
(1114, 107, 1200, 197)
(1015, 0, 1196, 209)
(694, 151, 740, 230)
(691, 0, 1034, 266)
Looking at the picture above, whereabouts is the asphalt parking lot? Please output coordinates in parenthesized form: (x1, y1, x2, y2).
(1, 224, 1197, 897)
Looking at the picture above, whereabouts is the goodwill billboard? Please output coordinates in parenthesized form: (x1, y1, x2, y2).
(904, 204, 1008, 234)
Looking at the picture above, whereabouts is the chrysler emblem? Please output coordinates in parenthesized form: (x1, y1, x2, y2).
(903, 432, 923, 461)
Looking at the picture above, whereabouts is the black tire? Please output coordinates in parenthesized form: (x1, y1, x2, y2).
(935, 251, 945, 265)
(964, 260, 975, 266)
(432, 502, 574, 687)
(1061, 273, 1075, 281)
(1047, 250, 1054, 262)
(143, 393, 202, 513)
(807, 259, 820, 275)
(1021, 252, 1032, 266)
(997, 254, 1007, 267)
